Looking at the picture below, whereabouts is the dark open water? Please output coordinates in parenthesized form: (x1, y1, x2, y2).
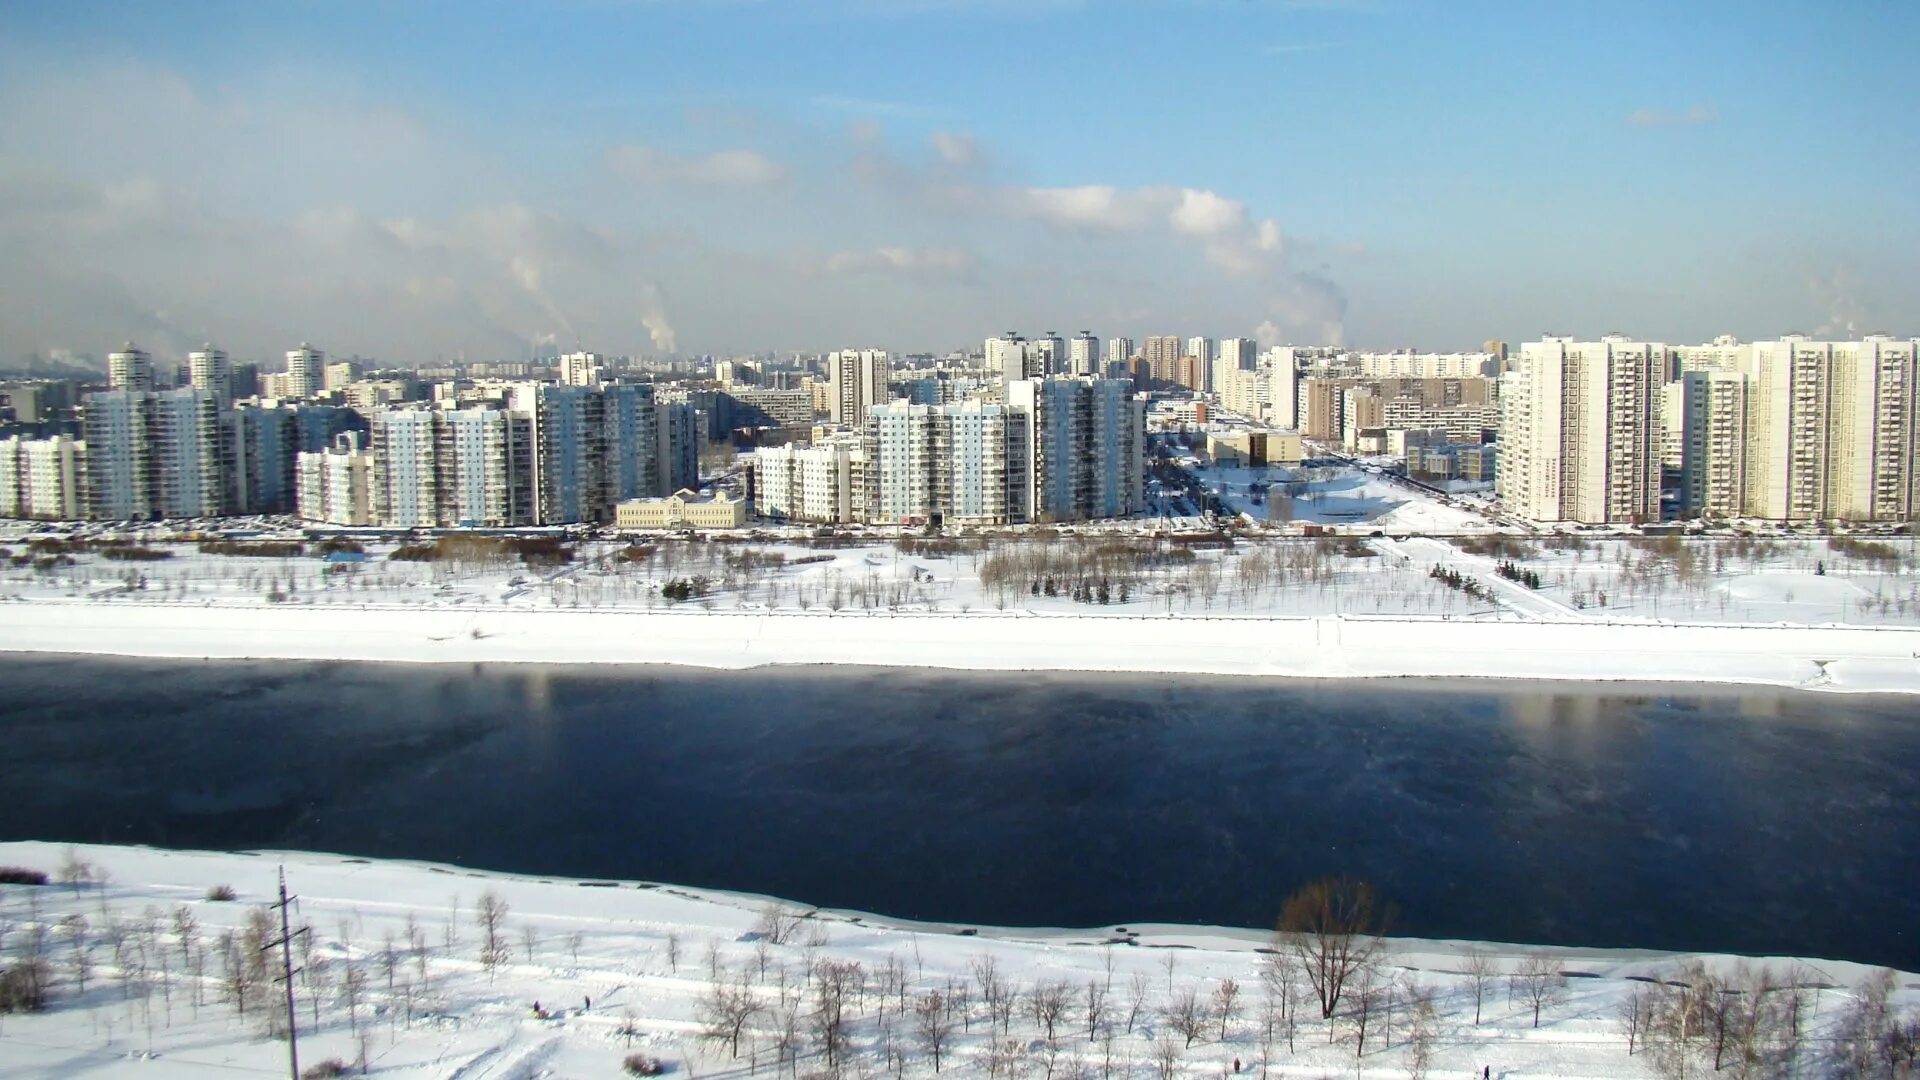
(0, 656, 1915, 967)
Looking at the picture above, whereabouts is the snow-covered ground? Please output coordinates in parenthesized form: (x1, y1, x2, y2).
(2, 532, 1920, 691)
(1, 842, 1910, 1079)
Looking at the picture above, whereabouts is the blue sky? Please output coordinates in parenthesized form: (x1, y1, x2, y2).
(1, 0, 1914, 362)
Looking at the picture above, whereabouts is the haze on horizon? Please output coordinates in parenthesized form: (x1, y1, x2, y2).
(0, 0, 1914, 367)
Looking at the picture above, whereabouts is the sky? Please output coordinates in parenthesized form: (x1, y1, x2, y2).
(0, 0, 1915, 367)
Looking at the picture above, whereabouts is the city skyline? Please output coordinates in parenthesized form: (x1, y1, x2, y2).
(1, 1, 1915, 365)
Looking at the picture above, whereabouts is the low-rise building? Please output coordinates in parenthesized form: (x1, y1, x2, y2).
(615, 489, 747, 530)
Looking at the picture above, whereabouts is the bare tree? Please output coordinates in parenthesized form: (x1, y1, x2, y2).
(665, 930, 682, 973)
(1083, 979, 1108, 1041)
(474, 891, 510, 981)
(1511, 952, 1568, 1029)
(60, 914, 91, 996)
(1125, 971, 1151, 1035)
(1274, 876, 1391, 1020)
(916, 989, 958, 1072)
(812, 958, 861, 1067)
(56, 846, 95, 896)
(754, 904, 806, 946)
(1404, 980, 1438, 1080)
(1031, 979, 1072, 1046)
(1464, 946, 1497, 1025)
(1647, 962, 1715, 1080)
(696, 967, 760, 1058)
(1150, 1035, 1182, 1080)
(1212, 977, 1241, 1041)
(1618, 982, 1653, 1056)
(1347, 963, 1380, 1058)
(1163, 985, 1209, 1048)
(520, 923, 539, 965)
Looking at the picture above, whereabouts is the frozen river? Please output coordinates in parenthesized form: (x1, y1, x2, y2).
(1, 655, 1915, 967)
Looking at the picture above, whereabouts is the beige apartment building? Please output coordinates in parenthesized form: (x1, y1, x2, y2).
(1742, 336, 1918, 522)
(1498, 337, 1663, 524)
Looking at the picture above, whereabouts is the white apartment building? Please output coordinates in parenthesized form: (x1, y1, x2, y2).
(189, 347, 232, 407)
(1743, 336, 1918, 523)
(107, 345, 154, 392)
(560, 351, 606, 387)
(1214, 337, 1256, 398)
(1103, 336, 1135, 374)
(1499, 337, 1663, 524)
(1672, 370, 1748, 520)
(368, 406, 535, 528)
(0, 435, 86, 520)
(1069, 332, 1100, 377)
(828, 348, 890, 425)
(295, 432, 377, 526)
(866, 400, 1028, 526)
(1259, 346, 1301, 429)
(1350, 351, 1502, 379)
(80, 388, 224, 520)
(1028, 334, 1066, 377)
(753, 440, 863, 524)
(285, 344, 324, 400)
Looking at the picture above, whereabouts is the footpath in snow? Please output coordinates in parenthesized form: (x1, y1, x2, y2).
(0, 841, 1912, 1079)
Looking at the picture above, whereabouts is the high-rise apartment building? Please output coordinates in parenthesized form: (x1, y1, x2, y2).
(1103, 337, 1135, 376)
(504, 382, 695, 525)
(560, 352, 606, 387)
(865, 400, 1028, 526)
(107, 345, 155, 392)
(1742, 336, 1918, 522)
(189, 347, 232, 407)
(1214, 337, 1256, 399)
(1006, 378, 1146, 522)
(1498, 337, 1664, 524)
(1143, 336, 1183, 384)
(1069, 332, 1100, 377)
(81, 388, 224, 520)
(0, 435, 86, 520)
(828, 348, 891, 425)
(285, 344, 324, 400)
(1028, 333, 1066, 377)
(295, 432, 377, 526)
(368, 406, 535, 528)
(753, 439, 864, 523)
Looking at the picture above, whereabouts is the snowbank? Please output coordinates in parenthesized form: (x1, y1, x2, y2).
(3, 598, 1919, 693)
(0, 840, 1908, 1080)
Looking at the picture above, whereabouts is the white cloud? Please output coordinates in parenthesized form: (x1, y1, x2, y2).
(605, 143, 789, 189)
(930, 131, 982, 168)
(823, 246, 974, 274)
(1005, 185, 1172, 231)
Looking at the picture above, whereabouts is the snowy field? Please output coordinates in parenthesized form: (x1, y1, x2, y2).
(3, 530, 1920, 691)
(1182, 463, 1496, 535)
(1, 841, 1913, 1080)
(3, 532, 1915, 626)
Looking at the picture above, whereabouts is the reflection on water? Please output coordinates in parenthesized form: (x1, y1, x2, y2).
(0, 656, 1915, 967)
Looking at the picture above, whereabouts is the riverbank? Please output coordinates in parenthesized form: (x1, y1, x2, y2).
(0, 840, 1908, 1079)
(3, 598, 1919, 692)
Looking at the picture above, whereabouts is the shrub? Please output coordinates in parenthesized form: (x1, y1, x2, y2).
(316, 538, 364, 556)
(0, 866, 49, 886)
(302, 1058, 351, 1079)
(205, 884, 238, 902)
(624, 1054, 668, 1076)
(198, 540, 305, 558)
(0, 961, 50, 1013)
(99, 544, 175, 561)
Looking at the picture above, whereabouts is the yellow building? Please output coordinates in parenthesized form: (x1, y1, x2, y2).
(614, 489, 748, 530)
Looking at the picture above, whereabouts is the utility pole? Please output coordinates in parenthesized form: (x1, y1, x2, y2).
(265, 866, 308, 1080)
